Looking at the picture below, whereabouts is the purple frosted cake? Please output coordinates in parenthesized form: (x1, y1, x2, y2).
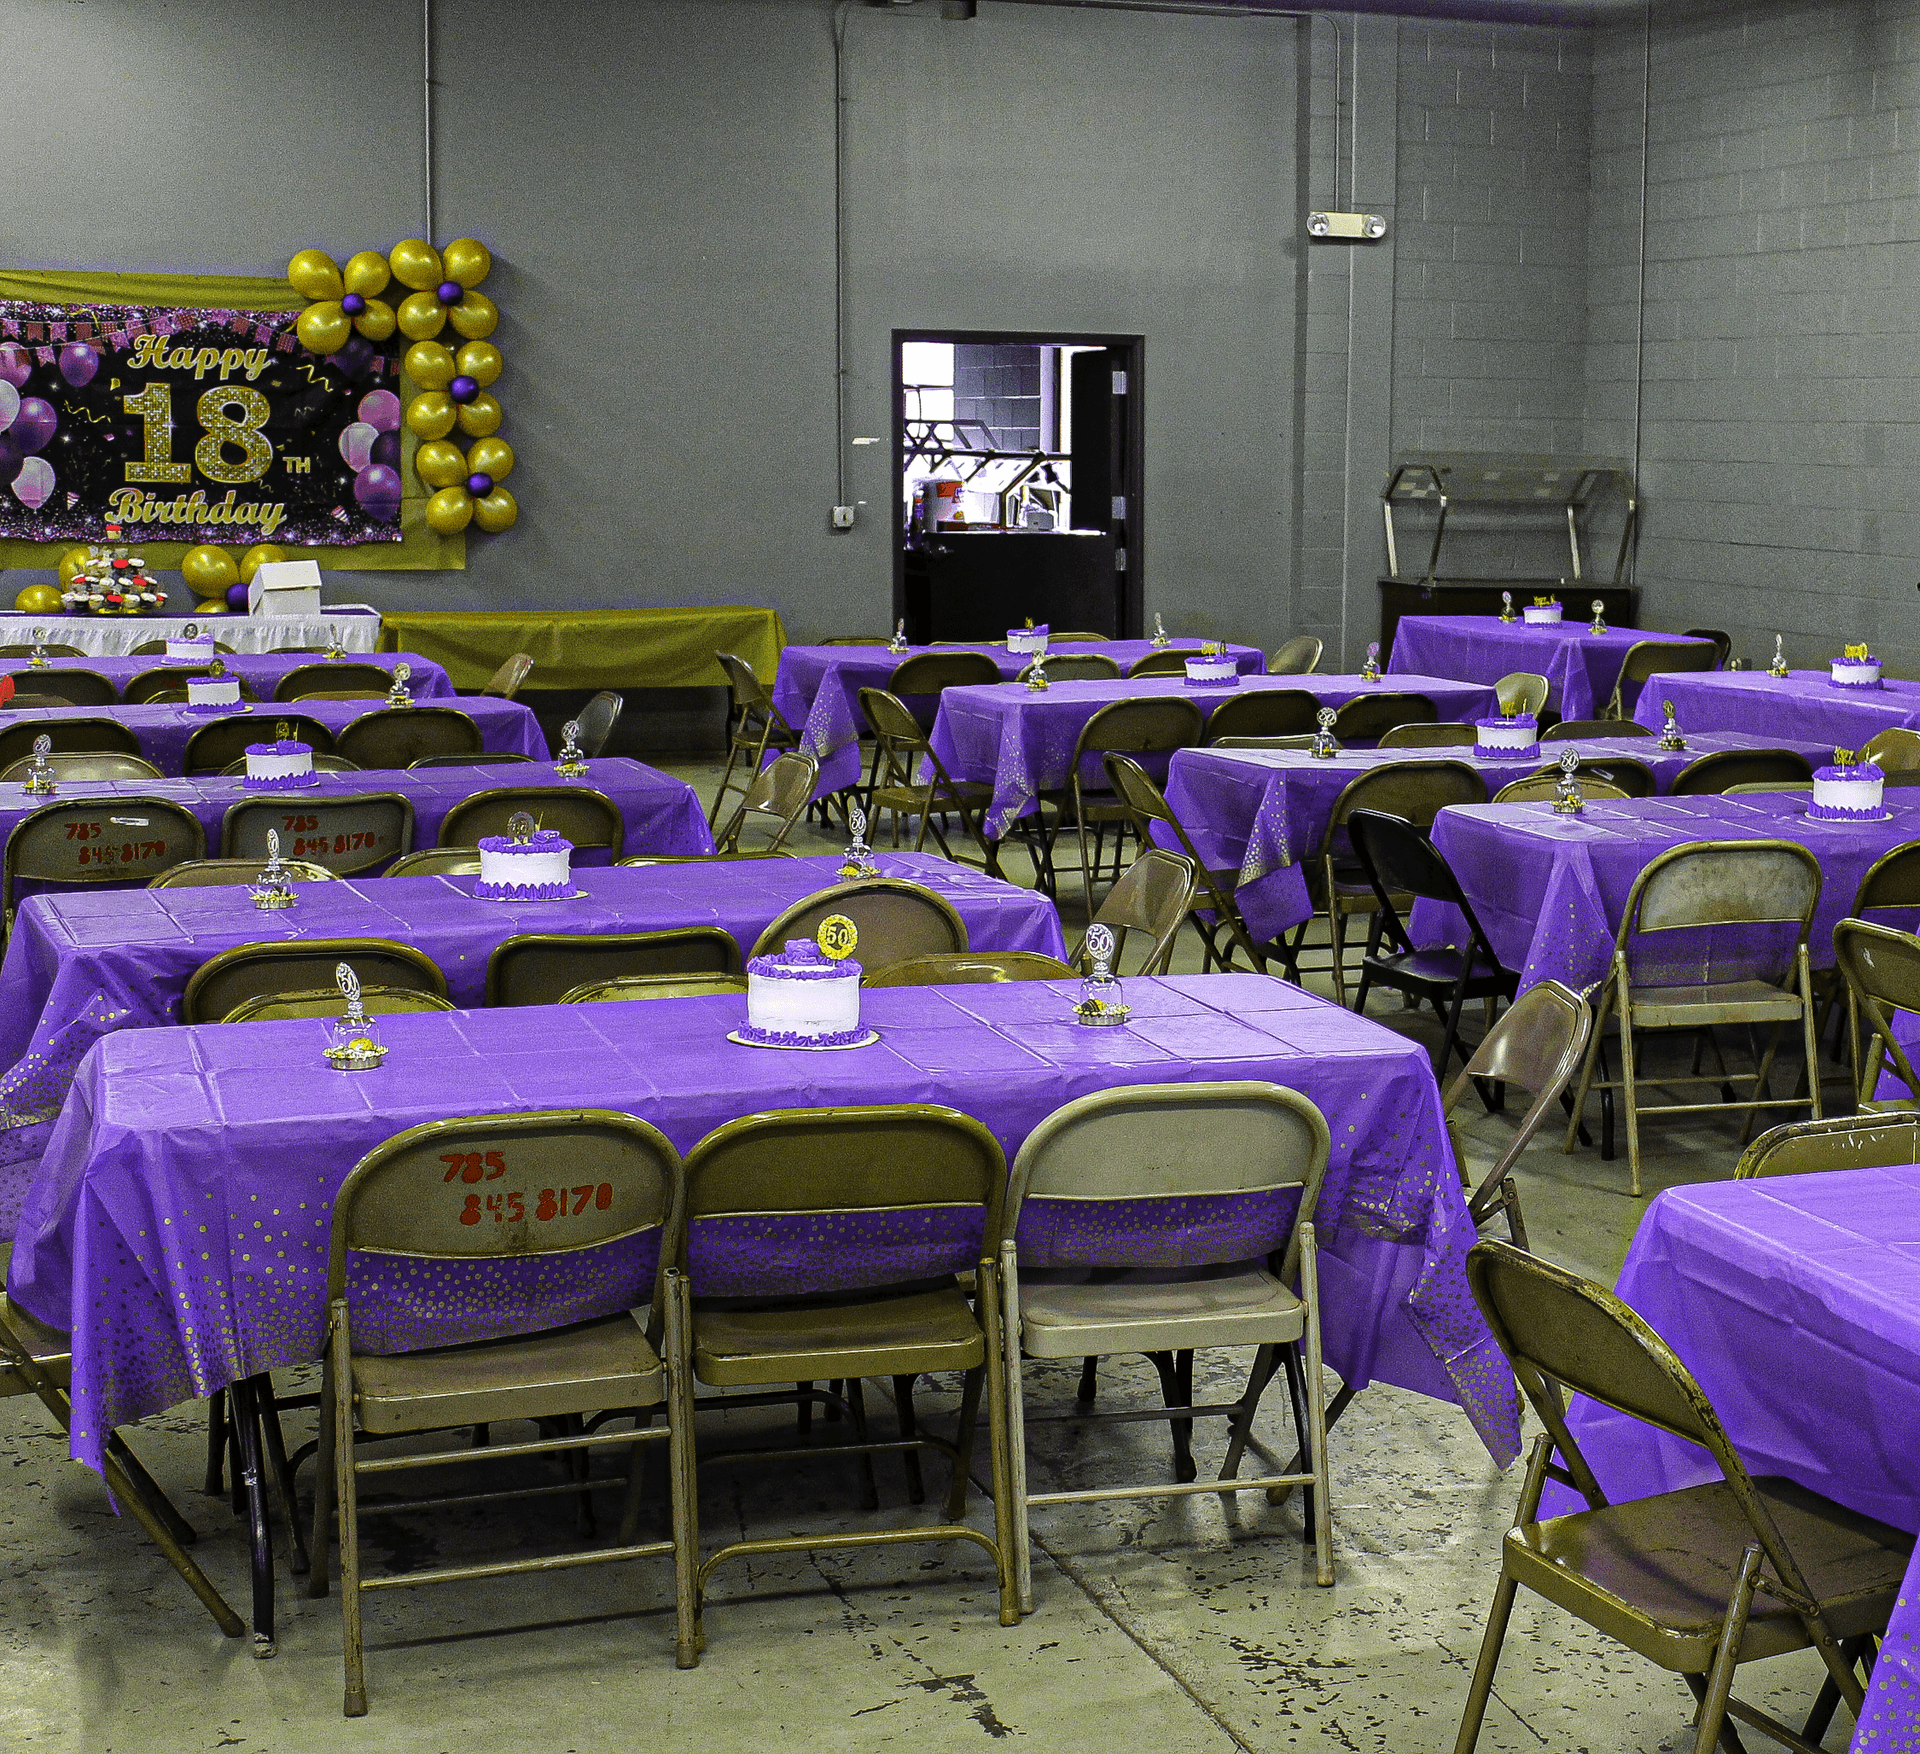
(242, 739, 318, 791)
(1183, 646, 1240, 688)
(1809, 756, 1886, 820)
(1475, 713, 1540, 758)
(1831, 647, 1883, 689)
(473, 829, 575, 900)
(738, 938, 866, 1045)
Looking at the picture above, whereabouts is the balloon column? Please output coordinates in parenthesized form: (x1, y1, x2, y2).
(287, 238, 516, 538)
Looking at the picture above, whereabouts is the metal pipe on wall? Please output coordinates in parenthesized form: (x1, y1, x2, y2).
(423, 0, 435, 240)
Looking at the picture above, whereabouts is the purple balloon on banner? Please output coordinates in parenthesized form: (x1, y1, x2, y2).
(0, 382, 16, 434)
(0, 344, 29, 389)
(370, 430, 401, 468)
(58, 343, 99, 388)
(338, 421, 378, 473)
(11, 398, 55, 454)
(0, 433, 25, 487)
(10, 455, 53, 510)
(358, 389, 402, 433)
(354, 463, 403, 519)
(333, 336, 376, 379)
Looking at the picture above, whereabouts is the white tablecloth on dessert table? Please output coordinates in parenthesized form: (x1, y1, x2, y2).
(0, 610, 382, 656)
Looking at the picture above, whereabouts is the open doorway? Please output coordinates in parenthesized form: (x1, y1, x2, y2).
(892, 330, 1143, 642)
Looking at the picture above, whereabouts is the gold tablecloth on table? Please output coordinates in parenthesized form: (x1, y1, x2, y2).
(377, 606, 786, 691)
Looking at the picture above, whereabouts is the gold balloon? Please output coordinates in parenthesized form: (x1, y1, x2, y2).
(342, 250, 391, 296)
(238, 543, 290, 584)
(351, 297, 397, 342)
(404, 341, 456, 390)
(456, 392, 502, 437)
(425, 487, 475, 534)
(396, 290, 448, 341)
(192, 599, 233, 616)
(405, 392, 458, 441)
(466, 436, 515, 482)
(181, 545, 240, 592)
(14, 582, 65, 614)
(441, 237, 492, 288)
(472, 486, 518, 534)
(414, 440, 468, 489)
(57, 545, 92, 587)
(286, 248, 343, 301)
(295, 301, 352, 356)
(388, 237, 444, 291)
(454, 340, 502, 388)
(447, 291, 498, 340)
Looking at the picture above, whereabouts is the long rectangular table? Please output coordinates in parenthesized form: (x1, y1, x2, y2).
(0, 852, 1062, 1222)
(5, 649, 454, 700)
(930, 673, 1501, 842)
(6, 972, 1518, 1478)
(1388, 614, 1709, 719)
(2, 695, 546, 774)
(1545, 1170, 1920, 1752)
(378, 606, 788, 691)
(1426, 791, 1920, 995)
(1632, 669, 1920, 747)
(774, 640, 1267, 799)
(1164, 733, 1837, 944)
(0, 611, 382, 656)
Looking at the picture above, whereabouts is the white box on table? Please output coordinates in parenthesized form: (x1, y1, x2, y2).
(248, 559, 322, 616)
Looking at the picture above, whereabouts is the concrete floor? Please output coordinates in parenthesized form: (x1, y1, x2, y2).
(0, 756, 1850, 1752)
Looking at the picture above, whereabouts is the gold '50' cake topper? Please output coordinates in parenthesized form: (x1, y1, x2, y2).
(816, 915, 859, 960)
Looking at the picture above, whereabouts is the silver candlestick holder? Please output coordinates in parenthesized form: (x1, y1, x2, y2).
(1151, 613, 1171, 649)
(1589, 599, 1607, 635)
(1025, 657, 1050, 691)
(250, 828, 296, 910)
(1499, 590, 1517, 623)
(1769, 634, 1789, 679)
(1309, 706, 1339, 759)
(1656, 698, 1686, 752)
(385, 661, 413, 708)
(21, 734, 56, 795)
(1073, 924, 1130, 1027)
(554, 719, 588, 778)
(839, 805, 879, 880)
(888, 619, 909, 655)
(1360, 641, 1381, 682)
(1552, 748, 1586, 815)
(323, 639, 348, 662)
(324, 964, 387, 1070)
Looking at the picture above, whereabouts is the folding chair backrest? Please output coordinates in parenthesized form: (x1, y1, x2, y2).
(328, 1110, 684, 1353)
(182, 937, 448, 1024)
(1669, 749, 1814, 795)
(184, 713, 337, 772)
(717, 750, 818, 852)
(1494, 672, 1549, 716)
(437, 786, 624, 856)
(122, 666, 262, 706)
(1268, 635, 1322, 675)
(334, 706, 483, 769)
(482, 653, 535, 698)
(1211, 733, 1317, 750)
(0, 643, 84, 657)
(1123, 648, 1192, 679)
(859, 687, 932, 755)
(1735, 1111, 1920, 1178)
(1862, 726, 1920, 774)
(274, 662, 394, 701)
(1378, 721, 1476, 748)
(1622, 840, 1819, 990)
(1835, 916, 1920, 1021)
(7, 668, 118, 707)
(149, 857, 335, 888)
(863, 951, 1074, 987)
(748, 878, 967, 970)
(1324, 759, 1486, 844)
(1856, 842, 1920, 914)
(682, 1104, 1005, 1298)
(1077, 847, 1196, 974)
(559, 972, 749, 1003)
(486, 926, 741, 1006)
(1457, 978, 1591, 1096)
(1683, 628, 1732, 669)
(0, 717, 143, 768)
(4, 796, 207, 916)
(1347, 809, 1470, 909)
(888, 651, 1000, 693)
(221, 985, 457, 1022)
(1617, 639, 1716, 690)
(1572, 755, 1656, 796)
(0, 750, 162, 783)
(1331, 691, 1436, 743)
(383, 847, 483, 878)
(1020, 654, 1119, 682)
(1493, 771, 1628, 805)
(573, 690, 624, 756)
(1075, 695, 1205, 759)
(1543, 719, 1652, 741)
(1203, 689, 1321, 742)
(1003, 1082, 1329, 1278)
(715, 650, 774, 716)
(221, 792, 414, 875)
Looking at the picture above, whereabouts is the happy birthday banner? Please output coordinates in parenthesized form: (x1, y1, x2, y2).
(0, 300, 404, 546)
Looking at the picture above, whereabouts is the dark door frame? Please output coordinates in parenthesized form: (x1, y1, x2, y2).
(891, 328, 1146, 638)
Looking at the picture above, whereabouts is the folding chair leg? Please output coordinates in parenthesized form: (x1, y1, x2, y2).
(204, 1391, 227, 1495)
(893, 1374, 926, 1505)
(1147, 1352, 1196, 1482)
(665, 1274, 703, 1667)
(1452, 1571, 1520, 1754)
(1619, 992, 1645, 1196)
(1076, 1357, 1098, 1402)
(101, 1446, 247, 1637)
(305, 1368, 336, 1600)
(252, 1374, 310, 1576)
(1690, 1540, 1764, 1754)
(227, 1377, 277, 1656)
(1277, 1344, 1313, 1535)
(845, 1378, 881, 1511)
(1301, 1223, 1332, 1587)
(1000, 1245, 1036, 1616)
(1328, 907, 1350, 1008)
(945, 1365, 985, 1522)
(1219, 1344, 1280, 1481)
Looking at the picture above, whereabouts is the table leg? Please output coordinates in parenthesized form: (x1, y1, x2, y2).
(228, 1378, 277, 1657)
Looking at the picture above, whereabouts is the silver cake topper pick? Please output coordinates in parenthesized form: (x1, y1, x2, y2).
(266, 827, 281, 860)
(32, 734, 51, 758)
(1553, 746, 1586, 814)
(888, 619, 908, 654)
(507, 810, 538, 843)
(1658, 697, 1685, 751)
(841, 805, 879, 877)
(1361, 640, 1381, 681)
(1084, 923, 1115, 976)
(336, 962, 363, 1016)
(23, 732, 55, 793)
(386, 662, 413, 706)
(555, 719, 587, 776)
(1770, 633, 1789, 678)
(1309, 705, 1339, 759)
(183, 621, 198, 641)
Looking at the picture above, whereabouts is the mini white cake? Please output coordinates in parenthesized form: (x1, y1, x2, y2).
(242, 739, 315, 791)
(473, 830, 575, 900)
(1475, 713, 1541, 758)
(166, 636, 216, 663)
(1810, 758, 1886, 820)
(186, 673, 242, 709)
(1007, 624, 1049, 656)
(1832, 651, 1882, 689)
(1183, 650, 1240, 688)
(740, 939, 866, 1045)
(1522, 601, 1564, 624)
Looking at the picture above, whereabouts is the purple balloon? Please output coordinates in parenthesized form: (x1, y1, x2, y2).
(0, 433, 24, 487)
(436, 280, 463, 305)
(448, 375, 478, 404)
(11, 398, 55, 454)
(354, 462, 403, 520)
(58, 343, 99, 388)
(340, 292, 367, 316)
(370, 430, 401, 468)
(333, 336, 377, 380)
(466, 472, 494, 495)
(227, 581, 251, 610)
(0, 343, 29, 389)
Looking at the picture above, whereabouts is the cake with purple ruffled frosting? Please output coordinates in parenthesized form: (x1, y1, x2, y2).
(738, 938, 866, 1046)
(473, 829, 575, 900)
(1475, 713, 1540, 758)
(1183, 644, 1239, 688)
(242, 739, 316, 790)
(1831, 646, 1882, 689)
(1809, 754, 1885, 820)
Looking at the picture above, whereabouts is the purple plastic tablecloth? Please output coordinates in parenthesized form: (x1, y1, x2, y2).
(1387, 615, 1709, 719)
(1632, 670, 1920, 748)
(5, 972, 1517, 1477)
(1164, 733, 1836, 945)
(4, 650, 454, 700)
(0, 695, 546, 774)
(930, 673, 1500, 842)
(773, 641, 1268, 800)
(0, 754, 708, 891)
(0, 852, 1061, 1223)
(1426, 792, 1920, 996)
(1536, 1171, 1920, 1753)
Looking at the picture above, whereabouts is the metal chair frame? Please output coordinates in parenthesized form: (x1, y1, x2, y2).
(1046, 696, 1204, 904)
(1268, 635, 1323, 675)
(710, 651, 801, 831)
(1202, 689, 1323, 745)
(184, 713, 338, 773)
(714, 750, 818, 854)
(273, 663, 396, 702)
(1066, 847, 1197, 976)
(334, 706, 484, 770)
(1604, 638, 1716, 718)
(481, 652, 535, 698)
(486, 926, 742, 1007)
(182, 938, 449, 1025)
(1330, 691, 1437, 745)
(748, 877, 967, 973)
(0, 750, 163, 783)
(5, 667, 120, 707)
(0, 716, 143, 771)
(1735, 1109, 1920, 1178)
(862, 952, 1075, 987)
(436, 786, 625, 860)
(857, 688, 1000, 874)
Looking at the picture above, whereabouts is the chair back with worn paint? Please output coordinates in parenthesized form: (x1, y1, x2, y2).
(149, 857, 335, 887)
(1074, 847, 1196, 975)
(182, 937, 448, 1024)
(1613, 637, 1716, 699)
(487, 926, 742, 1006)
(888, 652, 1000, 695)
(437, 786, 624, 857)
(1324, 759, 1485, 848)
(1862, 726, 1920, 774)
(383, 846, 483, 878)
(4, 796, 207, 918)
(1330, 691, 1437, 743)
(1735, 1110, 1920, 1178)
(221, 986, 457, 1023)
(559, 972, 749, 1003)
(748, 878, 966, 970)
(1835, 917, 1920, 1103)
(335, 706, 483, 769)
(1203, 690, 1321, 742)
(0, 750, 162, 783)
(221, 791, 414, 875)
(1619, 840, 1819, 989)
(1542, 718, 1653, 741)
(1268, 636, 1323, 675)
(0, 718, 143, 768)
(1018, 654, 1119, 683)
(1122, 648, 1194, 679)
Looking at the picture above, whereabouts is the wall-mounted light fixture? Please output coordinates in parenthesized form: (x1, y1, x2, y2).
(1306, 211, 1387, 242)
